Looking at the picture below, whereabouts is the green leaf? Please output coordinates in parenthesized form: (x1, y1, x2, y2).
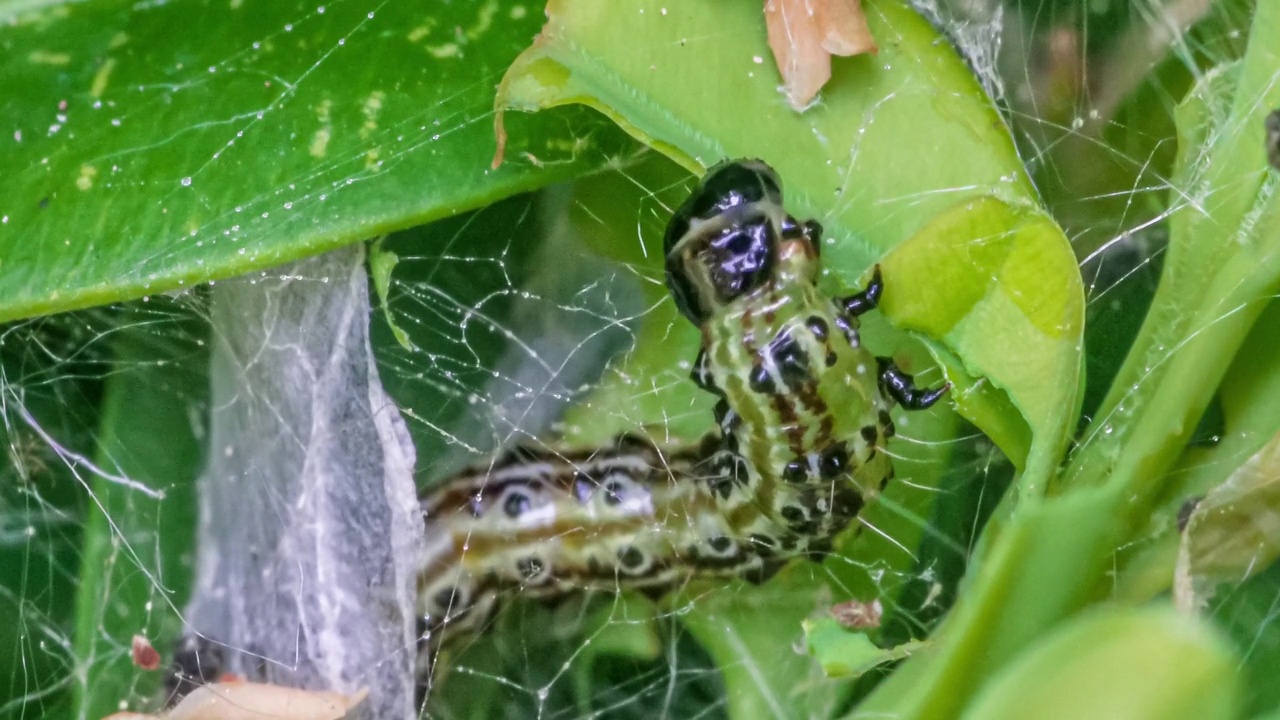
(368, 237, 413, 352)
(958, 606, 1242, 720)
(498, 0, 1039, 229)
(0, 0, 633, 322)
(802, 616, 926, 679)
(859, 6, 1280, 718)
(878, 197, 1083, 486)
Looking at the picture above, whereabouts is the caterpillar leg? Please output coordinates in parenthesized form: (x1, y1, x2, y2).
(840, 265, 884, 317)
(781, 216, 823, 246)
(877, 358, 949, 410)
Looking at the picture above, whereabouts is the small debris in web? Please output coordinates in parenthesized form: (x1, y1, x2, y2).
(831, 597, 882, 630)
(163, 635, 227, 706)
(765, 0, 878, 111)
(1267, 109, 1280, 171)
(130, 635, 160, 671)
(1176, 495, 1203, 534)
(101, 680, 368, 720)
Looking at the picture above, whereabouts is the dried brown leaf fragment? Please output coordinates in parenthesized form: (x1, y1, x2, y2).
(831, 597, 882, 630)
(102, 681, 368, 720)
(765, 0, 878, 110)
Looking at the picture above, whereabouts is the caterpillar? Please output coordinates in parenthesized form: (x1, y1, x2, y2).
(416, 159, 947, 659)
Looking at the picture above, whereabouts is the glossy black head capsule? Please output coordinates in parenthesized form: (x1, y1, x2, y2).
(664, 159, 785, 325)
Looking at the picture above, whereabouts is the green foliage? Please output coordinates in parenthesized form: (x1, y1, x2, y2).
(0, 0, 633, 322)
(958, 606, 1242, 720)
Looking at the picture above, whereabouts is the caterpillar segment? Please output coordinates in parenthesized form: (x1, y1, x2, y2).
(416, 435, 786, 646)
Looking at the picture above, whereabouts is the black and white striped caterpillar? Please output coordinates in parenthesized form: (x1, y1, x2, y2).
(416, 159, 947, 659)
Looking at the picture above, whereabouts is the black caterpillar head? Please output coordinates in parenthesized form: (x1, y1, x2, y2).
(664, 159, 787, 325)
